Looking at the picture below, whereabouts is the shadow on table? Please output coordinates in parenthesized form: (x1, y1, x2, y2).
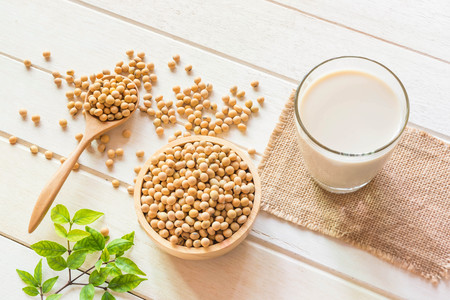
(162, 242, 272, 299)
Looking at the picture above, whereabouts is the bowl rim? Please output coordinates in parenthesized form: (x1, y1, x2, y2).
(133, 135, 261, 257)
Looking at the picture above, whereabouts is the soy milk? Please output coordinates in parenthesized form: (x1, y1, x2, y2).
(295, 69, 407, 192)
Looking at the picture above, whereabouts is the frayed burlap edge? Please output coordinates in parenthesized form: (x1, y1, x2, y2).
(258, 90, 450, 283)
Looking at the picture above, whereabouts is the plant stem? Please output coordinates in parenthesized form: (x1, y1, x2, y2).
(67, 242, 72, 282)
(67, 223, 73, 282)
(53, 259, 115, 294)
(39, 287, 43, 300)
(53, 281, 70, 295)
(72, 282, 107, 291)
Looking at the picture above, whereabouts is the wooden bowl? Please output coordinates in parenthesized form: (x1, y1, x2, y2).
(134, 136, 261, 260)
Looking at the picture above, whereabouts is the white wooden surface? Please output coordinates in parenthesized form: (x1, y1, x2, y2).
(0, 0, 449, 299)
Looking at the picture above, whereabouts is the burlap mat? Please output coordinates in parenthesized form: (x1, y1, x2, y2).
(259, 93, 450, 282)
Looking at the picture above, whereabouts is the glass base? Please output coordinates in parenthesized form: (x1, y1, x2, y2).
(313, 178, 370, 194)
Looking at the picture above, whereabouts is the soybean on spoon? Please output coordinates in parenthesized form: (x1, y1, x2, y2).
(28, 75, 139, 233)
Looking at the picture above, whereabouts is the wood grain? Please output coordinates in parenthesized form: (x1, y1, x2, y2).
(1, 0, 449, 299)
(79, 0, 450, 136)
(272, 0, 450, 63)
(0, 139, 386, 300)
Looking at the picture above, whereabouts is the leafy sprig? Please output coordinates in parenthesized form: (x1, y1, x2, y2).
(16, 204, 147, 300)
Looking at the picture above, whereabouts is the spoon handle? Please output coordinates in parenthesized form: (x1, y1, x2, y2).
(28, 137, 92, 233)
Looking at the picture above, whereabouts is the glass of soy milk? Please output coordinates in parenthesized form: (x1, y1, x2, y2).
(294, 56, 409, 193)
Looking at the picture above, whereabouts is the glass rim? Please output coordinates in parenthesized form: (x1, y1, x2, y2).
(294, 56, 410, 157)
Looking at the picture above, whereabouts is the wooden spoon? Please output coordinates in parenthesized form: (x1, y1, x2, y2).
(28, 75, 139, 233)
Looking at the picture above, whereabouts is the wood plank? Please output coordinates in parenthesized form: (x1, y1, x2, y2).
(0, 138, 387, 300)
(0, 0, 450, 140)
(1, 1, 449, 299)
(74, 0, 450, 137)
(0, 235, 139, 300)
(252, 213, 450, 300)
(0, 0, 293, 183)
(270, 0, 450, 63)
(0, 46, 285, 184)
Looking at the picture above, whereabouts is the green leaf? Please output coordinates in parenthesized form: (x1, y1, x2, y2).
(106, 238, 133, 255)
(73, 237, 93, 252)
(106, 263, 122, 277)
(51, 204, 70, 224)
(101, 248, 110, 262)
(101, 291, 116, 300)
(115, 257, 146, 276)
(47, 294, 62, 300)
(74, 227, 105, 251)
(94, 260, 102, 272)
(31, 241, 66, 257)
(16, 269, 38, 287)
(112, 232, 134, 258)
(47, 256, 67, 271)
(22, 286, 39, 296)
(67, 229, 90, 242)
(89, 268, 110, 286)
(34, 259, 43, 285)
(67, 250, 88, 269)
(72, 209, 104, 225)
(121, 231, 135, 243)
(85, 226, 105, 250)
(54, 224, 68, 238)
(79, 283, 95, 300)
(108, 274, 147, 293)
(42, 276, 58, 293)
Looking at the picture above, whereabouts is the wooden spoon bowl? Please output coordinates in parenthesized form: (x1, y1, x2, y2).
(134, 136, 261, 260)
(28, 75, 139, 233)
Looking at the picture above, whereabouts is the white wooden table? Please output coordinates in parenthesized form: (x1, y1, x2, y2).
(1, 1, 449, 299)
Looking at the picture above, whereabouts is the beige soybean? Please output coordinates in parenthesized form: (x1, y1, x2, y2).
(127, 185, 134, 195)
(107, 149, 116, 159)
(97, 143, 106, 153)
(122, 129, 132, 138)
(236, 90, 245, 98)
(168, 61, 176, 69)
(30, 145, 38, 154)
(100, 134, 110, 144)
(54, 78, 62, 87)
(250, 80, 259, 88)
(116, 148, 124, 156)
(75, 133, 83, 142)
(105, 159, 114, 168)
(31, 115, 40, 125)
(59, 119, 68, 128)
(19, 109, 27, 118)
(140, 140, 255, 248)
(9, 136, 17, 145)
(85, 76, 137, 121)
(100, 227, 109, 237)
(42, 51, 51, 59)
(136, 150, 145, 158)
(44, 150, 53, 160)
(112, 179, 120, 188)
